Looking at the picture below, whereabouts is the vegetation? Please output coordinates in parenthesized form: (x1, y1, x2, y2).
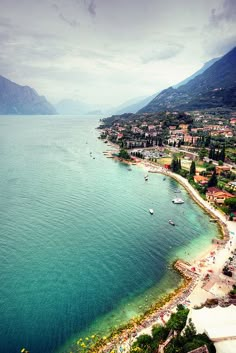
(189, 161, 196, 176)
(208, 168, 218, 187)
(130, 306, 215, 353)
(171, 157, 182, 173)
(224, 197, 236, 212)
(118, 149, 131, 160)
(208, 146, 225, 162)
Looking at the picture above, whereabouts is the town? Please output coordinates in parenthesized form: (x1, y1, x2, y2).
(99, 109, 236, 217)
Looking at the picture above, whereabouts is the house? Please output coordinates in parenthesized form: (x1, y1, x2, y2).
(116, 133, 123, 140)
(184, 135, 200, 144)
(227, 181, 236, 191)
(230, 118, 236, 125)
(193, 175, 209, 185)
(179, 123, 189, 130)
(206, 187, 233, 205)
(215, 165, 231, 175)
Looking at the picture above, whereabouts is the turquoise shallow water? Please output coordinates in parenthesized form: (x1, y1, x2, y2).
(0, 116, 219, 353)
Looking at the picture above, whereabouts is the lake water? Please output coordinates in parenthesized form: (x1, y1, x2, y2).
(0, 115, 219, 353)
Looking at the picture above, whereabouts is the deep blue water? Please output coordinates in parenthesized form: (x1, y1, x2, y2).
(0, 116, 218, 353)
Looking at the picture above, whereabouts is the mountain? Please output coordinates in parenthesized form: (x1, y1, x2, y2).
(115, 57, 219, 115)
(112, 94, 156, 115)
(173, 57, 220, 89)
(139, 47, 236, 113)
(0, 75, 56, 114)
(55, 99, 92, 115)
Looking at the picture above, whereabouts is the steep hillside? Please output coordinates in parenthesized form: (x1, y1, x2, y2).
(139, 47, 236, 113)
(0, 75, 56, 114)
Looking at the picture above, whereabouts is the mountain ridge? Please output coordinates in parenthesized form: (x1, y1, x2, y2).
(0, 75, 56, 115)
(139, 47, 236, 113)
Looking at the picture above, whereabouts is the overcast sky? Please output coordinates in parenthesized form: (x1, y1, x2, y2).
(0, 0, 235, 106)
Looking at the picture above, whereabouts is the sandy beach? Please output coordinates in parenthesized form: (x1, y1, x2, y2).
(97, 152, 236, 353)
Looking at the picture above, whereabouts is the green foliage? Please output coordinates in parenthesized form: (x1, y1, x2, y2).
(131, 305, 215, 353)
(224, 197, 236, 211)
(171, 157, 182, 173)
(206, 165, 216, 172)
(208, 169, 218, 187)
(118, 149, 131, 160)
(183, 319, 197, 340)
(152, 325, 169, 344)
(166, 305, 189, 331)
(189, 161, 196, 176)
(198, 148, 208, 160)
(132, 334, 153, 353)
(230, 284, 236, 295)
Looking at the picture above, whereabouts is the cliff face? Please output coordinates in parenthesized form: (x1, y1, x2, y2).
(139, 47, 236, 113)
(0, 75, 57, 114)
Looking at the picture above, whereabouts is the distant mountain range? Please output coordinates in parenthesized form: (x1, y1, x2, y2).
(173, 57, 220, 89)
(139, 47, 236, 113)
(114, 57, 220, 115)
(0, 75, 56, 115)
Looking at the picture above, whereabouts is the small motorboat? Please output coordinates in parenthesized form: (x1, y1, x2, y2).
(172, 198, 184, 204)
(144, 175, 149, 181)
(169, 220, 175, 226)
(149, 209, 154, 215)
(174, 189, 181, 193)
(163, 177, 166, 181)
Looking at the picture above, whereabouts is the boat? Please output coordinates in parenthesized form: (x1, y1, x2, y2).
(172, 198, 184, 204)
(144, 175, 149, 181)
(169, 220, 175, 226)
(149, 209, 154, 215)
(209, 218, 217, 223)
(174, 189, 181, 193)
(163, 177, 166, 181)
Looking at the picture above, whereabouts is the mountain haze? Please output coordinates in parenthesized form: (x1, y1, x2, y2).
(173, 57, 220, 89)
(0, 75, 56, 115)
(139, 47, 236, 113)
(116, 57, 219, 115)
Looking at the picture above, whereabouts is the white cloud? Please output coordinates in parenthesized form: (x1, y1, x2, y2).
(0, 0, 235, 106)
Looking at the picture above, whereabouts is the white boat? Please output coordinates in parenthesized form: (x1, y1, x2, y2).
(172, 198, 184, 204)
(169, 220, 175, 226)
(149, 209, 154, 215)
(144, 175, 149, 181)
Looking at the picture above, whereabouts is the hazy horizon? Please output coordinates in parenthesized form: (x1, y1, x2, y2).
(0, 0, 236, 106)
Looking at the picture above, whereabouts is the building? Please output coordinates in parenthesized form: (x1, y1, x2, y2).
(215, 166, 231, 175)
(206, 187, 233, 205)
(227, 181, 236, 191)
(193, 175, 209, 185)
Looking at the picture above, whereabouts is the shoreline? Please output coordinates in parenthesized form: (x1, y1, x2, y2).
(91, 146, 236, 353)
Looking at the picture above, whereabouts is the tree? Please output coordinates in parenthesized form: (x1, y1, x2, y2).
(178, 158, 182, 171)
(183, 319, 197, 341)
(171, 157, 181, 173)
(208, 168, 217, 187)
(171, 157, 178, 172)
(224, 197, 236, 212)
(189, 161, 196, 176)
(118, 149, 130, 160)
(219, 145, 225, 162)
(198, 148, 208, 160)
